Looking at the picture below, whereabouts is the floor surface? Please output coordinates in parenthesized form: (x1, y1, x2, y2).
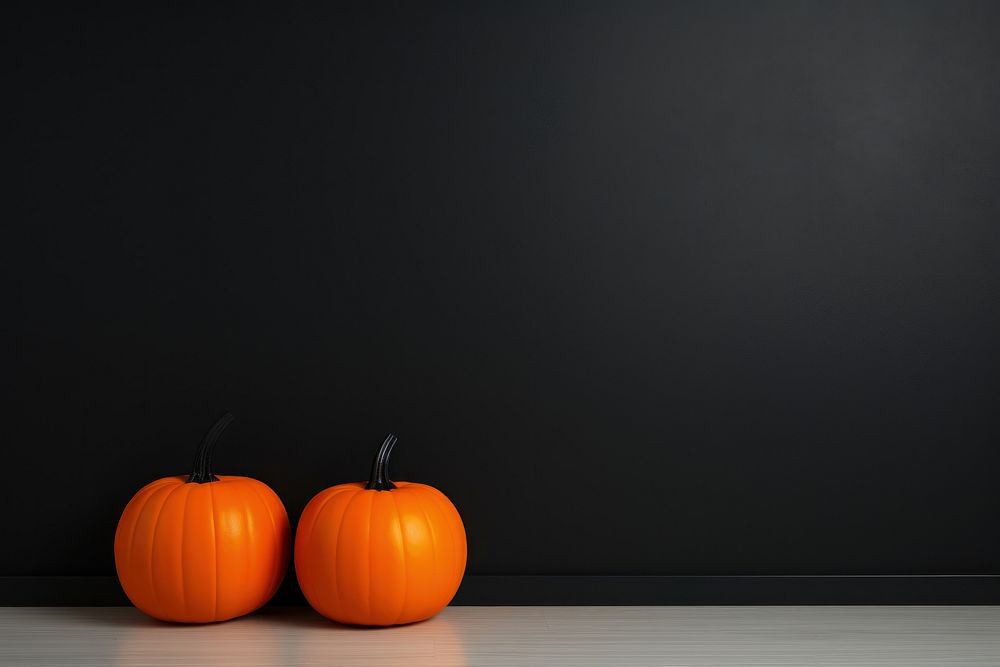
(2, 606, 1000, 666)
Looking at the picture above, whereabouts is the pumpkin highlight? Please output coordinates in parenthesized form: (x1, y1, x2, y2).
(295, 434, 467, 625)
(114, 413, 290, 623)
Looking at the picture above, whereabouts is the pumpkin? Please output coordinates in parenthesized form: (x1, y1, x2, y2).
(114, 413, 290, 623)
(294, 434, 467, 625)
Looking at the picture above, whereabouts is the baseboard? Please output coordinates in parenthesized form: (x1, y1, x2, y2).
(3, 575, 1000, 606)
(451, 575, 1000, 605)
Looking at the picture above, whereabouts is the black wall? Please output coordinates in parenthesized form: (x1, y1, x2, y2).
(5, 1, 1000, 580)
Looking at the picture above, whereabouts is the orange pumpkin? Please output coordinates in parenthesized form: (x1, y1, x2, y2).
(295, 434, 467, 625)
(114, 413, 290, 623)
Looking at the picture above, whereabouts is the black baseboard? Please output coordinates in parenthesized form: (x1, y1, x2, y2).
(452, 575, 1000, 605)
(3, 575, 1000, 606)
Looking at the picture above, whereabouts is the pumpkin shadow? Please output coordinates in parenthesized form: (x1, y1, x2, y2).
(101, 606, 467, 666)
(258, 605, 444, 630)
(247, 605, 333, 628)
(110, 611, 283, 667)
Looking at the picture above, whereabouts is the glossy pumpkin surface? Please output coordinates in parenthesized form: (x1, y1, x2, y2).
(295, 435, 467, 626)
(113, 415, 290, 623)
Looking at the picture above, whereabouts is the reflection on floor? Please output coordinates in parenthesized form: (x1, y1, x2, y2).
(2, 605, 1000, 666)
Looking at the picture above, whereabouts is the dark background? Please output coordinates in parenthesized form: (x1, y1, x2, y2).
(5, 1, 999, 580)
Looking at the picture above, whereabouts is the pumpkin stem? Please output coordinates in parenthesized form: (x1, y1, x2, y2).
(187, 412, 234, 484)
(366, 433, 398, 491)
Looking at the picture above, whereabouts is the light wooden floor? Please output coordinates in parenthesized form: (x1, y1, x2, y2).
(2, 606, 1000, 666)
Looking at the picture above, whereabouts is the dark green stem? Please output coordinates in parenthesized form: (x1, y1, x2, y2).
(365, 433, 398, 491)
(187, 412, 234, 484)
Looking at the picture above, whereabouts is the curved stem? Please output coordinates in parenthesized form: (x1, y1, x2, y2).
(188, 412, 234, 484)
(365, 433, 398, 491)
